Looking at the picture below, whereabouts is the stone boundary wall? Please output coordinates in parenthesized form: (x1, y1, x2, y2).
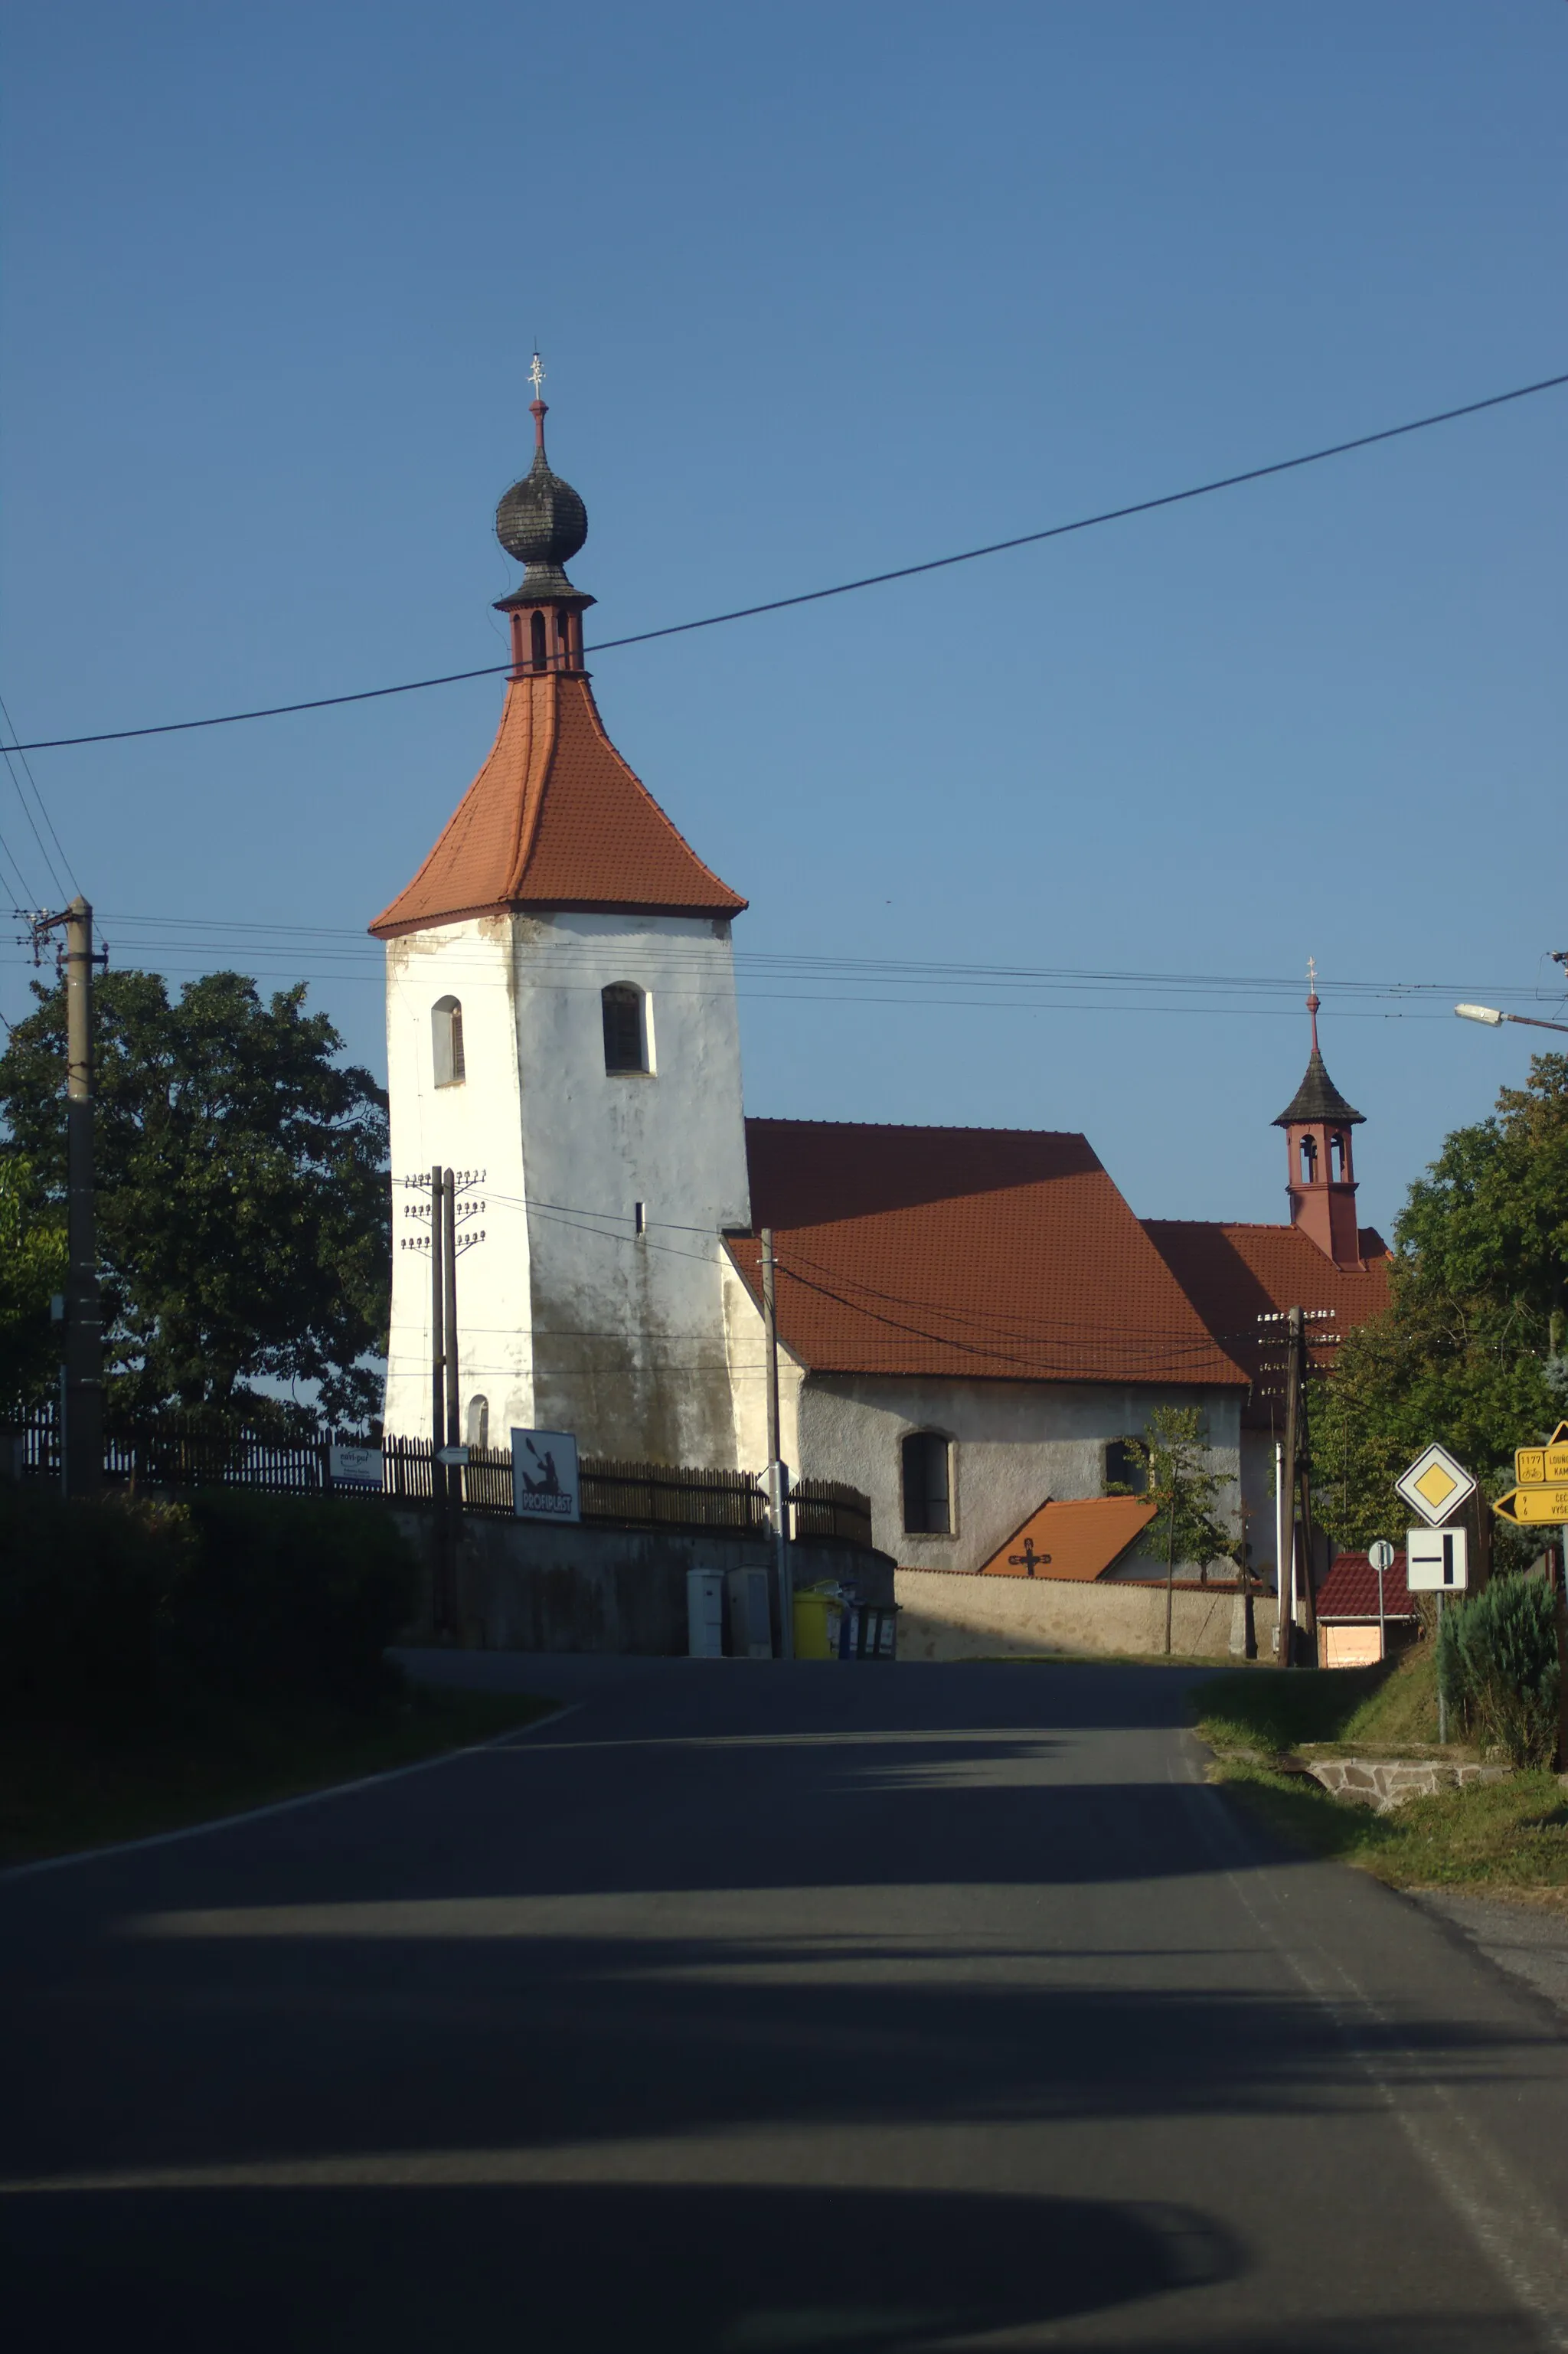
(392, 1508, 895, 1656)
(1304, 1757, 1514, 1813)
(895, 1567, 1278, 1662)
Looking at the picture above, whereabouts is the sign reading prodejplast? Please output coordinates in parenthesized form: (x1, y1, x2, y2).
(511, 1428, 581, 1523)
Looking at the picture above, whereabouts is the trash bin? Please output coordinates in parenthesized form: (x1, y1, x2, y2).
(843, 1603, 898, 1659)
(792, 1581, 843, 1660)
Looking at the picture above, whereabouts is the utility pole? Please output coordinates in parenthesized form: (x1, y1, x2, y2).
(1279, 1307, 1302, 1669)
(761, 1227, 792, 1659)
(430, 1162, 449, 1632)
(30, 897, 104, 1496)
(442, 1160, 461, 1493)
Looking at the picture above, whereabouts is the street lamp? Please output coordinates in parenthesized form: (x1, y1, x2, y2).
(1455, 1004, 1568, 1036)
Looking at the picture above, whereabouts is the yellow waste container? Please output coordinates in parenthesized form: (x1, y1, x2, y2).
(792, 1583, 842, 1660)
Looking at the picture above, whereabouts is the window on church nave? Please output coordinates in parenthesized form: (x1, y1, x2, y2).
(602, 982, 648, 1074)
(901, 1431, 952, 1535)
(466, 1395, 489, 1450)
(1104, 1439, 1147, 1495)
(432, 996, 466, 1087)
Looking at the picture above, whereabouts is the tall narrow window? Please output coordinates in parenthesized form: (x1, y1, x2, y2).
(1299, 1134, 1318, 1185)
(466, 1395, 489, 1450)
(432, 996, 466, 1087)
(602, 982, 648, 1074)
(901, 1431, 952, 1535)
(1329, 1131, 1346, 1181)
(530, 611, 547, 668)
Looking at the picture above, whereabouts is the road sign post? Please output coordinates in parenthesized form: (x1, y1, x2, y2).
(1368, 1538, 1395, 1660)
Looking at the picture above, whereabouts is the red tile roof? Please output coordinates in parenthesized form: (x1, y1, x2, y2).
(1142, 1219, 1390, 1421)
(730, 1120, 1250, 1387)
(1316, 1549, 1416, 1620)
(370, 673, 746, 937)
(978, 1496, 1159, 1580)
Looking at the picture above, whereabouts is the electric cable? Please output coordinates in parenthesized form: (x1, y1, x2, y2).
(8, 368, 1565, 754)
(0, 691, 77, 898)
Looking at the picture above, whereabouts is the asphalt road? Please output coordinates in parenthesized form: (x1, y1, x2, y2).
(5, 1654, 1568, 2353)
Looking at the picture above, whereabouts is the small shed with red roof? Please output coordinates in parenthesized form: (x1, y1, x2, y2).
(1314, 1548, 1416, 1667)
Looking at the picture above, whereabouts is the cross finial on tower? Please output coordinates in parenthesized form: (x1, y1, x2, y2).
(1306, 956, 1321, 1053)
(528, 351, 545, 397)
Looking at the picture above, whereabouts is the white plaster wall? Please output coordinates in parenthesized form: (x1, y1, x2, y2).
(720, 1255, 803, 1475)
(795, 1375, 1243, 1574)
(510, 910, 750, 1466)
(383, 919, 532, 1441)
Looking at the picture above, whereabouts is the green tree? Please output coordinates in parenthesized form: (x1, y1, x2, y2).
(0, 1152, 67, 1410)
(1314, 1055, 1568, 1562)
(1111, 1404, 1239, 1651)
(0, 969, 389, 1424)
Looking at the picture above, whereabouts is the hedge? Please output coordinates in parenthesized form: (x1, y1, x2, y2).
(0, 1483, 420, 1716)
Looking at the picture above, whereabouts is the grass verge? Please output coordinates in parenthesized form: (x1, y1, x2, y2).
(0, 1681, 557, 1868)
(1194, 1646, 1568, 1902)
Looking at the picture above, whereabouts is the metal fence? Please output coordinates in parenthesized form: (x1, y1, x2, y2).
(14, 1405, 873, 1543)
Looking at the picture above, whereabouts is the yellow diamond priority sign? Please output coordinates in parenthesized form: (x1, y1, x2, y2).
(1395, 1443, 1477, 1529)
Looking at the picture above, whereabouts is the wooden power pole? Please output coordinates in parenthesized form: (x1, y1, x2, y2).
(30, 897, 104, 1496)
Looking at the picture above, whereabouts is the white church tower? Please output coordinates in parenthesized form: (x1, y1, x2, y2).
(371, 374, 752, 1466)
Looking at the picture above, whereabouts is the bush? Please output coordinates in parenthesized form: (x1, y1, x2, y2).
(1437, 1574, 1562, 1767)
(0, 1483, 419, 1717)
(175, 1492, 420, 1705)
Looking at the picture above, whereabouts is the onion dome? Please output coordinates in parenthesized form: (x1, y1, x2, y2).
(495, 391, 591, 605)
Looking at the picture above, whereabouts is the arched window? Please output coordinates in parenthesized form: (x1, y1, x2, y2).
(1105, 1438, 1146, 1495)
(602, 982, 648, 1074)
(530, 611, 547, 668)
(1329, 1131, 1346, 1181)
(432, 996, 465, 1087)
(466, 1395, 489, 1450)
(901, 1430, 952, 1535)
(1298, 1133, 1318, 1185)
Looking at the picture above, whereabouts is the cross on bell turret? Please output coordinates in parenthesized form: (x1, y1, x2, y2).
(1272, 963, 1367, 1269)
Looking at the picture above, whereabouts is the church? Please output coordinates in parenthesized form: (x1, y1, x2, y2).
(371, 391, 1390, 1584)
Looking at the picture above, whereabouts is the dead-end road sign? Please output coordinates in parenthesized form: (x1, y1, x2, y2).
(1406, 1526, 1469, 1590)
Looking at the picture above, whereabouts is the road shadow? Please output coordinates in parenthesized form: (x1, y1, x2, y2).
(2, 2181, 1235, 2352)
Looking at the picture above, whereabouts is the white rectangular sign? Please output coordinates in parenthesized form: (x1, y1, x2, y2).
(328, 1443, 383, 1490)
(1405, 1525, 1468, 1591)
(511, 1427, 581, 1523)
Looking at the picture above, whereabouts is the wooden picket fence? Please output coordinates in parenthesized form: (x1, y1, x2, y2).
(15, 1404, 873, 1544)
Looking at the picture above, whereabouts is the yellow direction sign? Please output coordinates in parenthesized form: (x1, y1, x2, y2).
(1514, 1421, 1568, 1489)
(1493, 1486, 1568, 1526)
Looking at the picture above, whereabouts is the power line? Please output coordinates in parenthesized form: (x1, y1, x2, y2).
(8, 368, 1565, 756)
(0, 691, 79, 898)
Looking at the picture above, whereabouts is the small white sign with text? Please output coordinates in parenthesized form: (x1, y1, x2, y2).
(328, 1444, 383, 1490)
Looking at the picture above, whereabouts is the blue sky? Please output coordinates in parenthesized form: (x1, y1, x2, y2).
(2, 0, 1563, 1240)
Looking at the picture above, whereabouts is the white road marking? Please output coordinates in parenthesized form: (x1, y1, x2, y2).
(0, 1702, 580, 1888)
